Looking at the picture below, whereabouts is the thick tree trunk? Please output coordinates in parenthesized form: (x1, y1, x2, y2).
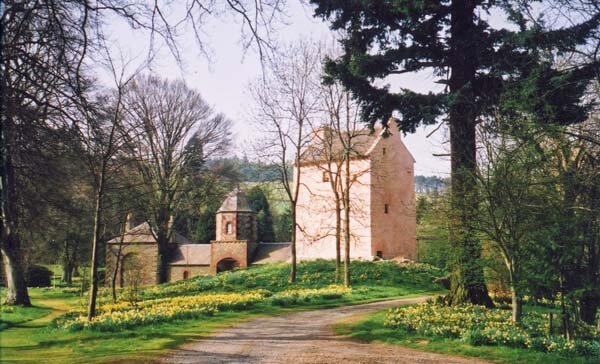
(446, 0, 493, 307)
(155, 209, 173, 284)
(1, 241, 30, 306)
(0, 116, 31, 306)
(156, 240, 170, 284)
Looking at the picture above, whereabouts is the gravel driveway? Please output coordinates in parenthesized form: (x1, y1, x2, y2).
(158, 297, 487, 364)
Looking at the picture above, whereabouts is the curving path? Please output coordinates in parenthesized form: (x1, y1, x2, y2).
(158, 297, 487, 364)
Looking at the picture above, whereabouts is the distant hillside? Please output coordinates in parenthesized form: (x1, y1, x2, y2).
(208, 157, 285, 182)
(211, 157, 448, 194)
(414, 175, 449, 194)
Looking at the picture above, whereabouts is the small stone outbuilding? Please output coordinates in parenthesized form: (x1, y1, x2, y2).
(106, 188, 291, 287)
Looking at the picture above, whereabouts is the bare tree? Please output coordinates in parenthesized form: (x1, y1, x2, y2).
(109, 213, 131, 303)
(1, 0, 285, 306)
(311, 90, 372, 287)
(303, 73, 367, 284)
(72, 46, 146, 319)
(123, 75, 231, 284)
(250, 41, 322, 283)
(475, 121, 543, 323)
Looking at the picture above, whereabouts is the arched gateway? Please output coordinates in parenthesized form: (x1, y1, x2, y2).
(216, 258, 240, 273)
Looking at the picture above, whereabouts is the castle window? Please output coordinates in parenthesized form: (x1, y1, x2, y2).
(226, 222, 233, 234)
(376, 250, 383, 258)
(183, 270, 190, 280)
(384, 204, 389, 214)
(322, 171, 330, 182)
(382, 147, 386, 156)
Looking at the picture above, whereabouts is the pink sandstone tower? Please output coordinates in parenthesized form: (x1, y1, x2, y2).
(295, 125, 417, 261)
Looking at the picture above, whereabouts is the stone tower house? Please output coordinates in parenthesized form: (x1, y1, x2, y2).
(210, 188, 258, 274)
(295, 125, 417, 261)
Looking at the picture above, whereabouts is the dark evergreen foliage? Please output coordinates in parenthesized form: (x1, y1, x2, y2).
(26, 265, 52, 287)
(310, 0, 600, 306)
(246, 186, 276, 242)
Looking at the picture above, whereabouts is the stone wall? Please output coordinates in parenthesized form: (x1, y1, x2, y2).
(369, 131, 417, 260)
(105, 243, 158, 288)
(168, 265, 210, 281)
(295, 161, 373, 260)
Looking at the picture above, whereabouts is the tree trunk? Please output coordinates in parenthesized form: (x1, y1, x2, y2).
(156, 240, 170, 284)
(290, 203, 297, 283)
(580, 182, 599, 325)
(61, 263, 72, 284)
(111, 240, 124, 303)
(0, 115, 31, 306)
(510, 285, 522, 324)
(559, 282, 572, 341)
(446, 0, 493, 307)
(87, 176, 105, 320)
(343, 152, 351, 287)
(335, 198, 341, 283)
(61, 240, 73, 284)
(1, 242, 30, 306)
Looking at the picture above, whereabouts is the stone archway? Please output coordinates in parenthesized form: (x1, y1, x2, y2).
(216, 258, 240, 273)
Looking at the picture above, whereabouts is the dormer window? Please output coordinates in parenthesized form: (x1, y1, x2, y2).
(226, 222, 233, 234)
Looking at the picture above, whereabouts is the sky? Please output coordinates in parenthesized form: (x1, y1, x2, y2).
(101, 1, 451, 177)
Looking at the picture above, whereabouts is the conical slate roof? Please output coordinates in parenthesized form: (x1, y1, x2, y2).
(217, 188, 254, 213)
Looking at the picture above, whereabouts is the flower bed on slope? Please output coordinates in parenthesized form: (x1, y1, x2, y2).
(56, 292, 264, 331)
(55, 286, 352, 331)
(384, 303, 600, 356)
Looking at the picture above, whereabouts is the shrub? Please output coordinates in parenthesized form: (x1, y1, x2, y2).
(27, 265, 52, 287)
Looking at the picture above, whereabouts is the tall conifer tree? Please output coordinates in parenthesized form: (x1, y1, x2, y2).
(310, 0, 600, 305)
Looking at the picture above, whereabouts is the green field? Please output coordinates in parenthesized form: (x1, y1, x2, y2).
(0, 260, 444, 363)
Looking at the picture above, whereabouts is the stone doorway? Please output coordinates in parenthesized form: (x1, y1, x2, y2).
(216, 258, 240, 273)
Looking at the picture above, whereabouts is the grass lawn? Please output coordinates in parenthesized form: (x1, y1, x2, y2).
(333, 309, 597, 364)
(0, 260, 445, 363)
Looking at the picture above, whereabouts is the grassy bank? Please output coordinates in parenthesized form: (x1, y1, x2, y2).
(1, 260, 444, 363)
(333, 307, 598, 364)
